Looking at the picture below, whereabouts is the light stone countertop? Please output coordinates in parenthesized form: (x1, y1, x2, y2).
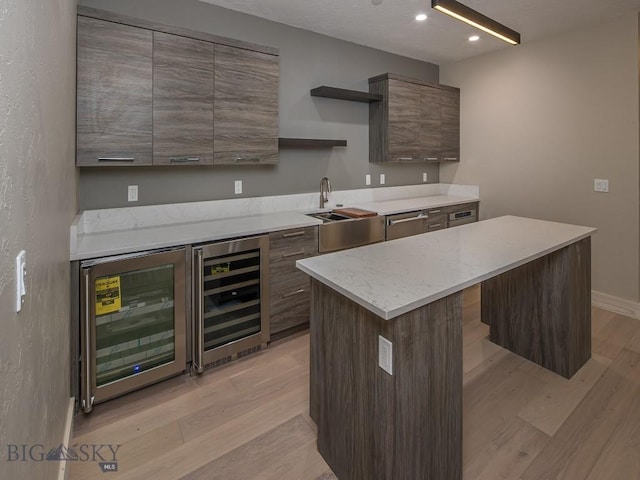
(70, 184, 480, 261)
(296, 216, 596, 320)
(351, 194, 479, 215)
(71, 211, 321, 261)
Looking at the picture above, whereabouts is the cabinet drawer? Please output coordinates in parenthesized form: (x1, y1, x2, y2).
(269, 226, 317, 252)
(270, 283, 310, 334)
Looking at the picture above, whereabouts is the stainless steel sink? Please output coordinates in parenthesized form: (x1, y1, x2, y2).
(306, 212, 351, 223)
(306, 212, 385, 253)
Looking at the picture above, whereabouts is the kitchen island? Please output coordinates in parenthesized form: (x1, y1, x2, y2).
(296, 215, 596, 480)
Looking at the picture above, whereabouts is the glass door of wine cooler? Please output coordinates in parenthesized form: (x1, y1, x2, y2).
(80, 248, 186, 413)
(193, 235, 269, 371)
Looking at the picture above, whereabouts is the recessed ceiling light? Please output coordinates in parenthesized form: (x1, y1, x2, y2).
(469, 35, 480, 42)
(415, 13, 428, 21)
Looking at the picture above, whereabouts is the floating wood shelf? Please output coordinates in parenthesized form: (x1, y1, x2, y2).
(310, 86, 382, 103)
(278, 138, 347, 148)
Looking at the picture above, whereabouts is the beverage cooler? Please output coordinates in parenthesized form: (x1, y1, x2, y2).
(192, 235, 269, 372)
(79, 248, 187, 413)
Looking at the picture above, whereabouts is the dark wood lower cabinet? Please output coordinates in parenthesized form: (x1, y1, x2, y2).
(269, 227, 318, 337)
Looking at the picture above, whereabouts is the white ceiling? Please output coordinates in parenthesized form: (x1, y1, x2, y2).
(197, 0, 640, 64)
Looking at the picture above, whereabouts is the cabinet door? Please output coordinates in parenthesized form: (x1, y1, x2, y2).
(387, 79, 421, 162)
(420, 85, 442, 161)
(153, 32, 214, 165)
(440, 89, 460, 161)
(214, 45, 279, 165)
(77, 17, 153, 166)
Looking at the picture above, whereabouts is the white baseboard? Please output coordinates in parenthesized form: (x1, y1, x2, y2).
(592, 290, 640, 319)
(58, 397, 75, 480)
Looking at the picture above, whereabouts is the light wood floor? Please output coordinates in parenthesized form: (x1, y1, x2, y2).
(70, 286, 640, 480)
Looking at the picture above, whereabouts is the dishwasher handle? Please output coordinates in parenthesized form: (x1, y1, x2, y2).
(387, 213, 427, 226)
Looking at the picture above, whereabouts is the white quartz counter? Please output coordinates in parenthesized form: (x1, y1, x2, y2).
(351, 194, 478, 216)
(296, 216, 596, 320)
(70, 184, 480, 261)
(71, 212, 321, 261)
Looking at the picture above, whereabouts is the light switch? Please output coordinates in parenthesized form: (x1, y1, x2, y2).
(423, 172, 428, 183)
(594, 179, 609, 193)
(380, 174, 386, 185)
(234, 180, 242, 195)
(16, 250, 26, 312)
(365, 174, 371, 186)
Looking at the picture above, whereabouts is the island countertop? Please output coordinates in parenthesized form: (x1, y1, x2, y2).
(296, 215, 596, 320)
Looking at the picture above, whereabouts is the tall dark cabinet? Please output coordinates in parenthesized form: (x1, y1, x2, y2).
(152, 32, 214, 166)
(213, 45, 280, 165)
(76, 16, 153, 166)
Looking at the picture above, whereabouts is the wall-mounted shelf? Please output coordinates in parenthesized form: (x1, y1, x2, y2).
(278, 138, 347, 148)
(310, 86, 382, 103)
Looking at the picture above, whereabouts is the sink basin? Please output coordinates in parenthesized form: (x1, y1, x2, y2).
(306, 212, 385, 252)
(306, 212, 351, 223)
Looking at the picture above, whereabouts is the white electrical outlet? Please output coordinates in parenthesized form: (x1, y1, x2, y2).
(365, 174, 371, 186)
(380, 173, 386, 185)
(234, 180, 242, 194)
(423, 172, 428, 183)
(378, 335, 393, 375)
(127, 185, 138, 202)
(594, 179, 609, 193)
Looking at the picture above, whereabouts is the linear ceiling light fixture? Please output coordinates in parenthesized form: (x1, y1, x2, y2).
(431, 0, 521, 45)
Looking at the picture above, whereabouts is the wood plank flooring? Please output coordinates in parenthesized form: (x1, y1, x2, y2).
(70, 286, 640, 480)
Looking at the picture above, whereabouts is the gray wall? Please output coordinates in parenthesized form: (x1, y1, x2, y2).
(440, 14, 640, 302)
(78, 0, 441, 210)
(0, 0, 77, 478)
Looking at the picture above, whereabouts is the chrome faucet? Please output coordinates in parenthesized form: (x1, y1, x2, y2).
(319, 177, 331, 208)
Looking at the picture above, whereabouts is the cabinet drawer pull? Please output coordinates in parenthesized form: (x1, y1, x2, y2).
(429, 209, 441, 214)
(282, 250, 305, 258)
(98, 157, 135, 162)
(282, 288, 306, 299)
(428, 223, 442, 229)
(443, 157, 458, 161)
(282, 231, 306, 238)
(170, 156, 201, 163)
(234, 156, 261, 163)
(396, 156, 413, 161)
(425, 157, 439, 161)
(388, 214, 426, 226)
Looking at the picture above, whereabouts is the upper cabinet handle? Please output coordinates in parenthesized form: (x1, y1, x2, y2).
(98, 157, 135, 162)
(425, 157, 439, 162)
(443, 157, 458, 161)
(396, 156, 413, 161)
(234, 156, 261, 163)
(170, 156, 201, 163)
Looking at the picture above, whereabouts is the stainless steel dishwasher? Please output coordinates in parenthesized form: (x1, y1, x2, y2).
(192, 235, 270, 372)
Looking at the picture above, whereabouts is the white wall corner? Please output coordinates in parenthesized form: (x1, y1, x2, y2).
(592, 290, 640, 320)
(57, 397, 75, 480)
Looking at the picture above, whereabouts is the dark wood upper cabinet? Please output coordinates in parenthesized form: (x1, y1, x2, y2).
(76, 16, 153, 166)
(369, 73, 460, 163)
(152, 32, 214, 166)
(213, 45, 279, 165)
(76, 8, 280, 167)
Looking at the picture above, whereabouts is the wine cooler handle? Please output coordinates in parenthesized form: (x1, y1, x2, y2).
(195, 249, 205, 374)
(81, 269, 95, 413)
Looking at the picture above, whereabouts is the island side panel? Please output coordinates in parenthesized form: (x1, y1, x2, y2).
(310, 279, 463, 480)
(481, 237, 591, 379)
